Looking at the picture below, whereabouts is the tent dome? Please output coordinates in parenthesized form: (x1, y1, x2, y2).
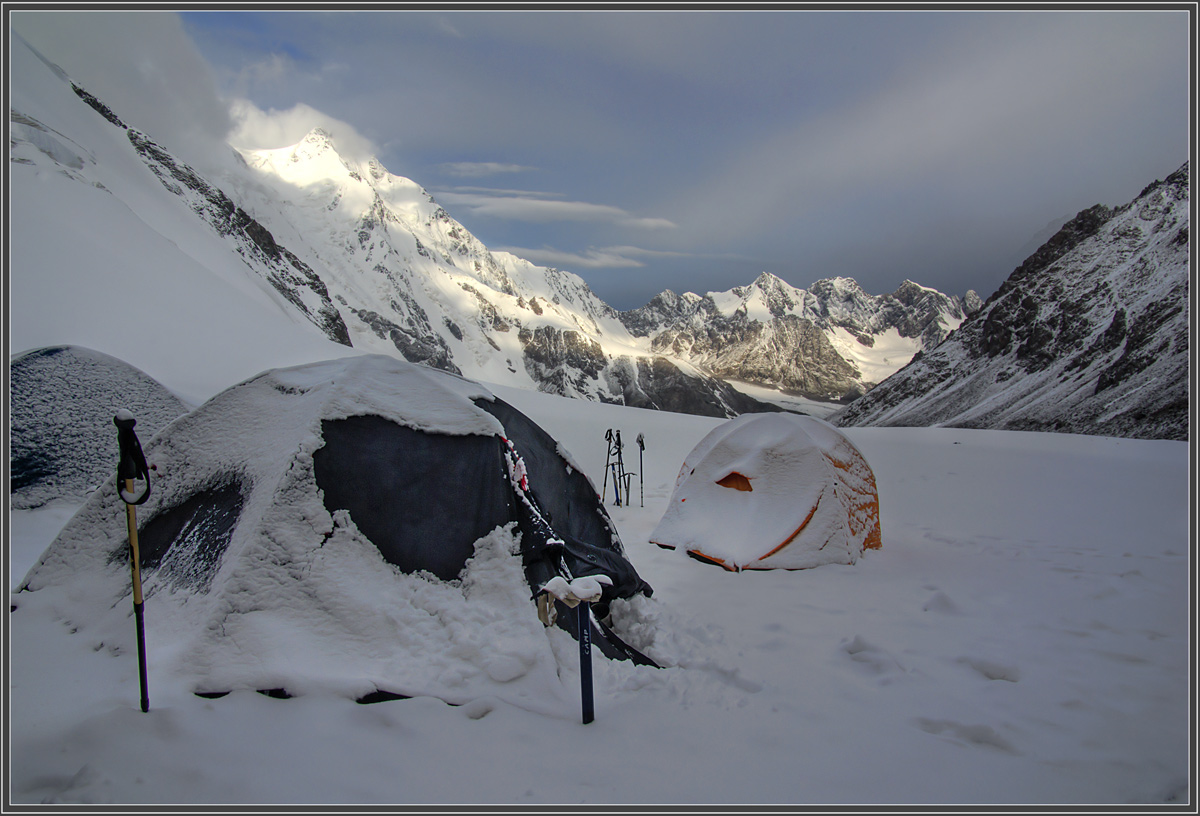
(650, 413, 881, 571)
(17, 355, 654, 704)
(10, 345, 188, 509)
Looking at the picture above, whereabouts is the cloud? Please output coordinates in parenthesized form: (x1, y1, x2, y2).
(434, 190, 676, 229)
(499, 246, 647, 269)
(669, 13, 1189, 248)
(440, 186, 565, 198)
(438, 162, 537, 178)
(498, 243, 704, 270)
(227, 98, 379, 161)
(10, 11, 233, 174)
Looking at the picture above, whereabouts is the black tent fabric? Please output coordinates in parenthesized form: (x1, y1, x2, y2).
(311, 396, 656, 666)
(314, 415, 512, 582)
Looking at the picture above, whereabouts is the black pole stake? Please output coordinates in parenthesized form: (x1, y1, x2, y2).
(132, 598, 149, 712)
(115, 412, 151, 713)
(579, 601, 594, 724)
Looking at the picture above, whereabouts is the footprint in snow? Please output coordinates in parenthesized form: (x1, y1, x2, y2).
(957, 656, 1021, 683)
(921, 590, 961, 615)
(841, 635, 906, 680)
(915, 717, 1020, 754)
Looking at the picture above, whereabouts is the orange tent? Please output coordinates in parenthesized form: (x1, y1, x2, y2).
(650, 413, 880, 571)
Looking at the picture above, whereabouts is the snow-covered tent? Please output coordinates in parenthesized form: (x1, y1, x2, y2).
(10, 345, 188, 509)
(16, 355, 656, 704)
(650, 413, 881, 571)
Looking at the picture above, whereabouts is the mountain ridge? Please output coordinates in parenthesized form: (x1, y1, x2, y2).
(833, 163, 1190, 440)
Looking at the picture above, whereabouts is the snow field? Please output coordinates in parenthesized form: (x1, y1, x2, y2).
(8, 382, 1190, 804)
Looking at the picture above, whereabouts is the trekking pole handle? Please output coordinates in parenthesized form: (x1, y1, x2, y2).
(114, 411, 151, 505)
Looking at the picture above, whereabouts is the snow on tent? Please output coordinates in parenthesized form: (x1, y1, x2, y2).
(15, 355, 658, 708)
(650, 413, 881, 571)
(10, 345, 188, 510)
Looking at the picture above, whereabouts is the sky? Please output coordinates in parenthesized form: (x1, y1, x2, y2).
(9, 7, 1193, 310)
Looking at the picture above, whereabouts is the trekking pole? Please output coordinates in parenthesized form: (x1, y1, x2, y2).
(114, 411, 152, 713)
(636, 433, 645, 508)
(613, 431, 624, 507)
(601, 429, 614, 502)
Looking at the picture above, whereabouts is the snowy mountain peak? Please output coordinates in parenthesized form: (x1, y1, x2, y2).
(301, 126, 334, 147)
(750, 270, 787, 291)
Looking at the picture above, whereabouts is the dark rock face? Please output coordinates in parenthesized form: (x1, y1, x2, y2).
(834, 163, 1190, 441)
(518, 326, 609, 396)
(71, 83, 126, 128)
(348, 306, 460, 374)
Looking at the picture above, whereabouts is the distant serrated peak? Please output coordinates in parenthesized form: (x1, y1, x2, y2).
(890, 279, 939, 301)
(751, 270, 786, 289)
(809, 276, 868, 301)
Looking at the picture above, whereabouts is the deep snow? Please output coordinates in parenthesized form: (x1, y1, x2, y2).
(7, 371, 1191, 805)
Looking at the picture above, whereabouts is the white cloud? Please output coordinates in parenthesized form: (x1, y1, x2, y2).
(435, 190, 676, 229)
(497, 246, 645, 270)
(227, 98, 379, 161)
(10, 11, 233, 174)
(498, 243, 700, 270)
(438, 162, 537, 177)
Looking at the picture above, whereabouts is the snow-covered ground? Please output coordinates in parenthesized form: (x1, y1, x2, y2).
(8, 371, 1190, 806)
(721, 378, 845, 419)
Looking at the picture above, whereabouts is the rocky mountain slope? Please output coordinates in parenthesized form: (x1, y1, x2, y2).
(833, 163, 1190, 440)
(622, 274, 979, 401)
(9, 34, 973, 418)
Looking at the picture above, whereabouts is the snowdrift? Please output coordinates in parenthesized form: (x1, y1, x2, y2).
(650, 413, 881, 570)
(16, 355, 657, 705)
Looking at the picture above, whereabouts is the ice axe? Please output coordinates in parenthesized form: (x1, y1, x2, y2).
(114, 410, 151, 713)
(540, 574, 612, 724)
